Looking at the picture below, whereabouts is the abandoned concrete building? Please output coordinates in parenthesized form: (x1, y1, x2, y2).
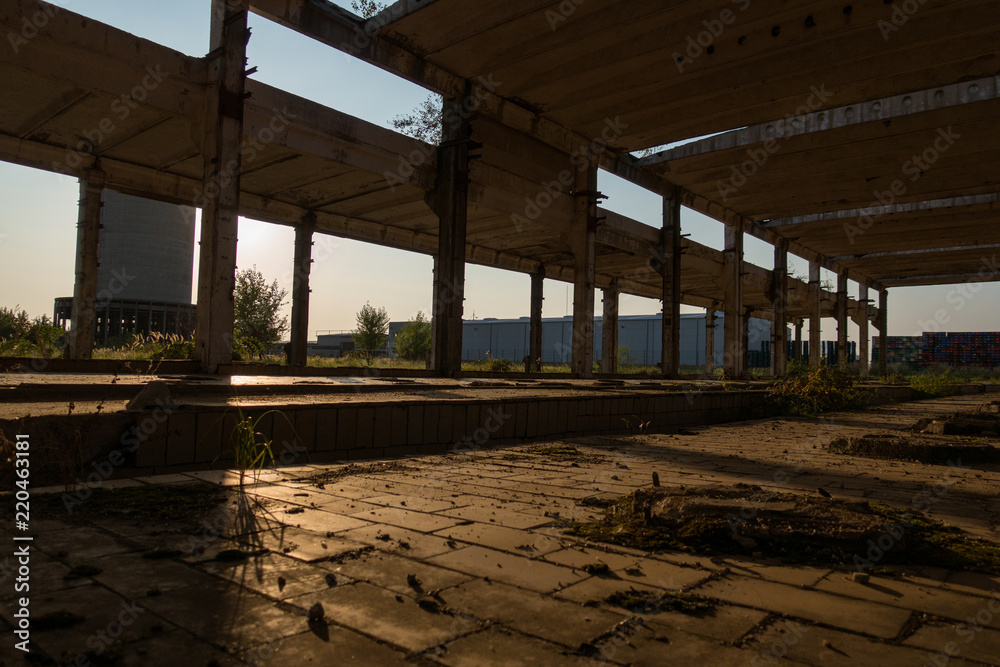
(2, 0, 1000, 665)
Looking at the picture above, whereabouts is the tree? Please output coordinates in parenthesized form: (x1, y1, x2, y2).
(351, 0, 387, 18)
(393, 311, 431, 361)
(234, 266, 288, 358)
(353, 302, 390, 361)
(391, 94, 444, 145)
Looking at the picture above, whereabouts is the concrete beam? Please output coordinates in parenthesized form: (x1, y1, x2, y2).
(0, 0, 209, 122)
(722, 225, 744, 378)
(875, 271, 1000, 288)
(661, 190, 681, 378)
(289, 215, 314, 366)
(68, 174, 104, 360)
(571, 165, 598, 378)
(763, 193, 1000, 229)
(529, 266, 544, 372)
(679, 190, 841, 276)
(601, 280, 619, 374)
(249, 0, 659, 196)
(830, 243, 1000, 262)
(195, 0, 249, 372)
(640, 76, 1000, 165)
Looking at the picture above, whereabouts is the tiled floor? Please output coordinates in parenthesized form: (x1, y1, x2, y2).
(3, 394, 999, 665)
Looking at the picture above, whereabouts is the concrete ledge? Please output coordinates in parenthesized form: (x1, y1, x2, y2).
(6, 381, 999, 485)
(0, 357, 200, 375)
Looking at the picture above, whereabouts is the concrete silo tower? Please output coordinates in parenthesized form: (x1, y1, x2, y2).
(55, 190, 197, 343)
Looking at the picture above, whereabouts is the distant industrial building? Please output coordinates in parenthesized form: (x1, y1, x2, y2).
(307, 314, 772, 366)
(307, 315, 859, 369)
(55, 191, 196, 342)
(430, 313, 770, 367)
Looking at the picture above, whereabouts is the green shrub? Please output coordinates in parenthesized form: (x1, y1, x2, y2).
(767, 362, 871, 416)
(909, 369, 960, 398)
(488, 357, 514, 372)
(394, 311, 431, 361)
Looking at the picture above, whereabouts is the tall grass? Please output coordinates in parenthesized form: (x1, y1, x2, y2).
(92, 333, 195, 360)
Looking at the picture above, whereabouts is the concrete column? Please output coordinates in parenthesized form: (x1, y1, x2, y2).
(529, 266, 545, 371)
(661, 190, 682, 377)
(195, 0, 249, 371)
(705, 302, 718, 375)
(722, 225, 745, 378)
(429, 92, 471, 377)
(859, 284, 870, 378)
(878, 288, 889, 377)
(289, 216, 315, 366)
(570, 164, 598, 378)
(68, 176, 105, 359)
(836, 271, 849, 368)
(794, 319, 803, 363)
(808, 262, 822, 368)
(771, 242, 789, 376)
(601, 280, 620, 374)
(742, 306, 752, 374)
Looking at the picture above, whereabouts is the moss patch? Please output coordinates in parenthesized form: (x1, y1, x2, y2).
(604, 588, 714, 615)
(526, 444, 607, 464)
(566, 484, 1000, 572)
(828, 434, 999, 465)
(581, 562, 611, 576)
(303, 461, 419, 488)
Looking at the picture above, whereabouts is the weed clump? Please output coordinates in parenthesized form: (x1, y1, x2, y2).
(604, 588, 714, 615)
(910, 369, 960, 398)
(567, 485, 1000, 572)
(766, 363, 870, 416)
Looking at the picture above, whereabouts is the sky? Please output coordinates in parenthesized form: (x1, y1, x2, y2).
(1, 0, 997, 342)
